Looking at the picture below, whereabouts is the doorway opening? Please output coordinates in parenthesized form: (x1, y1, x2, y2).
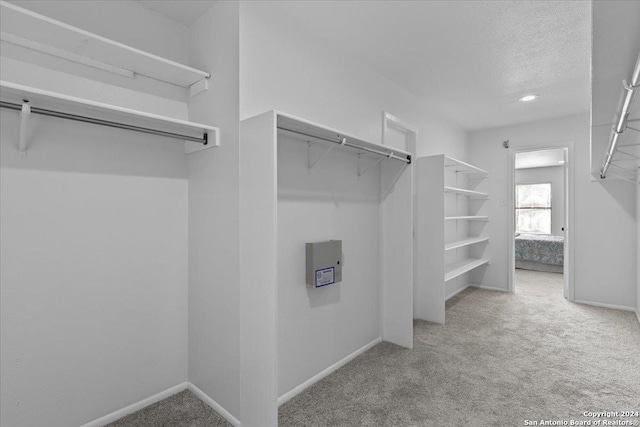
(511, 147, 573, 300)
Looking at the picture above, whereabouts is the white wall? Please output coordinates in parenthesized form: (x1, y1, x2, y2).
(515, 165, 565, 236)
(239, 1, 468, 160)
(0, 3, 192, 426)
(469, 113, 637, 309)
(277, 135, 382, 396)
(187, 1, 241, 420)
(0, 115, 189, 427)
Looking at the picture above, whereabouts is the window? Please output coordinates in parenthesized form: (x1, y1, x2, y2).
(516, 183, 551, 234)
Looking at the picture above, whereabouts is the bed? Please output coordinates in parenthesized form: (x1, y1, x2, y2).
(515, 233, 564, 273)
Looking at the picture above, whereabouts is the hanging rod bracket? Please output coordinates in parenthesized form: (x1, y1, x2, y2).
(18, 99, 31, 156)
(623, 79, 640, 92)
(189, 78, 209, 97)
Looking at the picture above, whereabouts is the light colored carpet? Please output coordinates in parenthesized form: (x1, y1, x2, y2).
(106, 390, 231, 427)
(111, 271, 640, 426)
(279, 270, 640, 426)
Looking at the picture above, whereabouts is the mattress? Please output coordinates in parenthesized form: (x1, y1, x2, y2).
(515, 233, 564, 266)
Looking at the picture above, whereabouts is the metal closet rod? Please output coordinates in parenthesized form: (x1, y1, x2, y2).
(0, 100, 208, 144)
(277, 126, 411, 164)
(600, 51, 640, 179)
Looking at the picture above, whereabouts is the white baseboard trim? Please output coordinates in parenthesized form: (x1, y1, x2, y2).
(277, 336, 382, 406)
(573, 299, 635, 312)
(188, 383, 241, 427)
(445, 285, 469, 301)
(80, 382, 241, 427)
(469, 284, 509, 292)
(80, 382, 189, 427)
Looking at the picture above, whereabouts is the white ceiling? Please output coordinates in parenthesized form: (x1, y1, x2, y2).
(275, 1, 591, 131)
(135, 1, 592, 131)
(135, 1, 217, 27)
(515, 149, 565, 170)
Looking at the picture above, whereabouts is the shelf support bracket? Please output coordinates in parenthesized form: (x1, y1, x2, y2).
(308, 137, 345, 171)
(18, 100, 30, 156)
(615, 148, 640, 160)
(382, 162, 409, 200)
(358, 153, 384, 177)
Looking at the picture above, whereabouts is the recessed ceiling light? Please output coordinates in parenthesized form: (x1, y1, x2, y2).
(558, 160, 565, 164)
(519, 94, 538, 102)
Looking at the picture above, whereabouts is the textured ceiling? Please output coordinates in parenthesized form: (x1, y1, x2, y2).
(135, 1, 217, 27)
(276, 1, 591, 131)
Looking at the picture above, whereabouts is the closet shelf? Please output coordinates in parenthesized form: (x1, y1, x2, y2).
(0, 1, 210, 88)
(445, 237, 489, 251)
(277, 113, 412, 165)
(444, 156, 488, 177)
(0, 80, 220, 151)
(444, 186, 489, 198)
(444, 215, 489, 221)
(445, 258, 489, 281)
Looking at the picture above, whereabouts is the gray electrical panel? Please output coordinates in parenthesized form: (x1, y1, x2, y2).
(305, 240, 342, 288)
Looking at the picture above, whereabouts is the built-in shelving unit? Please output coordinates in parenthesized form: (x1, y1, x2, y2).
(442, 156, 490, 292)
(0, 1, 210, 88)
(415, 155, 490, 324)
(0, 81, 219, 154)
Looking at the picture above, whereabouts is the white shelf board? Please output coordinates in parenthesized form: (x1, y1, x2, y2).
(444, 156, 488, 177)
(0, 1, 209, 88)
(444, 186, 489, 198)
(0, 80, 219, 146)
(444, 216, 489, 221)
(445, 258, 489, 282)
(445, 237, 489, 251)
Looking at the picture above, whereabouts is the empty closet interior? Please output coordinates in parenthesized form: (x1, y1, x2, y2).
(0, 1, 241, 426)
(240, 111, 413, 424)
